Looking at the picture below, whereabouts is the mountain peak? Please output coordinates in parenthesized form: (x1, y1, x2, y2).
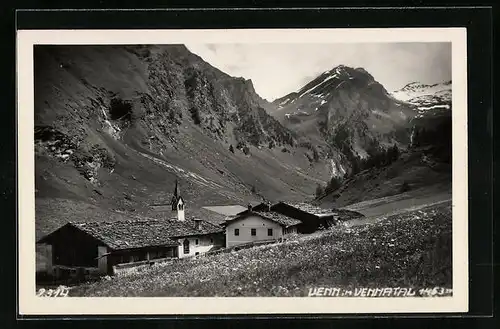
(273, 65, 382, 107)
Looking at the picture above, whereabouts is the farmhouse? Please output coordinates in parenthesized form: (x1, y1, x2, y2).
(37, 217, 225, 279)
(236, 202, 365, 234)
(223, 207, 301, 248)
(36, 180, 225, 279)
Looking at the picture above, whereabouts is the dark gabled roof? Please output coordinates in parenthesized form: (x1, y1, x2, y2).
(70, 220, 180, 250)
(39, 218, 224, 251)
(224, 211, 301, 228)
(277, 202, 336, 216)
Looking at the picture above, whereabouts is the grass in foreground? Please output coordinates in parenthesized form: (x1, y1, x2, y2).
(71, 202, 452, 297)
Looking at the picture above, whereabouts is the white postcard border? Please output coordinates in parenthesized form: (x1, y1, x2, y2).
(17, 27, 468, 315)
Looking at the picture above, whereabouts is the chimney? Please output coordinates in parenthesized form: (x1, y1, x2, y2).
(193, 218, 202, 230)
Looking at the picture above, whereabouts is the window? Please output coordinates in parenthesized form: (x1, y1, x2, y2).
(178, 203, 184, 210)
(234, 228, 239, 236)
(195, 239, 199, 245)
(268, 228, 273, 236)
(210, 238, 213, 243)
(183, 239, 190, 254)
(251, 228, 256, 236)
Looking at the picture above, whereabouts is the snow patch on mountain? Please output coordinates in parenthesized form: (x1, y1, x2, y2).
(392, 81, 451, 104)
(101, 107, 121, 139)
(371, 110, 391, 119)
(298, 74, 338, 98)
(330, 159, 347, 178)
(418, 104, 451, 111)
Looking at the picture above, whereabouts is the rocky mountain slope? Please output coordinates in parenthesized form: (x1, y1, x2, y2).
(391, 80, 451, 118)
(34, 45, 333, 238)
(269, 65, 417, 176)
(391, 80, 452, 150)
(311, 79, 453, 206)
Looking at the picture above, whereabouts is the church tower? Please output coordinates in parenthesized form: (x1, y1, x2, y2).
(171, 179, 185, 221)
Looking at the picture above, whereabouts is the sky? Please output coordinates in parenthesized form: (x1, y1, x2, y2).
(185, 43, 451, 101)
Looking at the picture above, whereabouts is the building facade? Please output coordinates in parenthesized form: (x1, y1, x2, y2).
(223, 210, 301, 248)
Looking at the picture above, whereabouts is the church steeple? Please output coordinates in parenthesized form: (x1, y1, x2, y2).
(174, 179, 180, 197)
(171, 179, 180, 211)
(171, 178, 185, 221)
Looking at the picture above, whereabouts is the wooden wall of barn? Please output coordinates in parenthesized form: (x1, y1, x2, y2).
(271, 204, 335, 233)
(42, 225, 105, 268)
(270, 204, 318, 233)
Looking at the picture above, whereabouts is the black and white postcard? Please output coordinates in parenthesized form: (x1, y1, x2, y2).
(17, 28, 468, 315)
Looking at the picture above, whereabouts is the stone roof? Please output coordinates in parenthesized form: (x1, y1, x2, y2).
(280, 202, 336, 216)
(253, 211, 302, 227)
(68, 218, 224, 250)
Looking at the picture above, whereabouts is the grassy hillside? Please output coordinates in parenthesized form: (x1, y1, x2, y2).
(314, 147, 452, 208)
(70, 201, 452, 297)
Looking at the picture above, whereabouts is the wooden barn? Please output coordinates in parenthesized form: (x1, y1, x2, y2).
(269, 202, 339, 233)
(36, 217, 224, 280)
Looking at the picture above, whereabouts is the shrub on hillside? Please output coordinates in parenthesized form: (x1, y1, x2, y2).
(315, 184, 324, 198)
(90, 145, 116, 169)
(109, 97, 138, 122)
(189, 107, 202, 125)
(297, 138, 313, 150)
(324, 176, 342, 194)
(359, 144, 401, 171)
(350, 159, 361, 175)
(400, 181, 411, 193)
(318, 120, 328, 136)
(167, 107, 181, 124)
(311, 148, 320, 162)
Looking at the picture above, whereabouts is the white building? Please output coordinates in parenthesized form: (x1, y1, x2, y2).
(223, 207, 301, 248)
